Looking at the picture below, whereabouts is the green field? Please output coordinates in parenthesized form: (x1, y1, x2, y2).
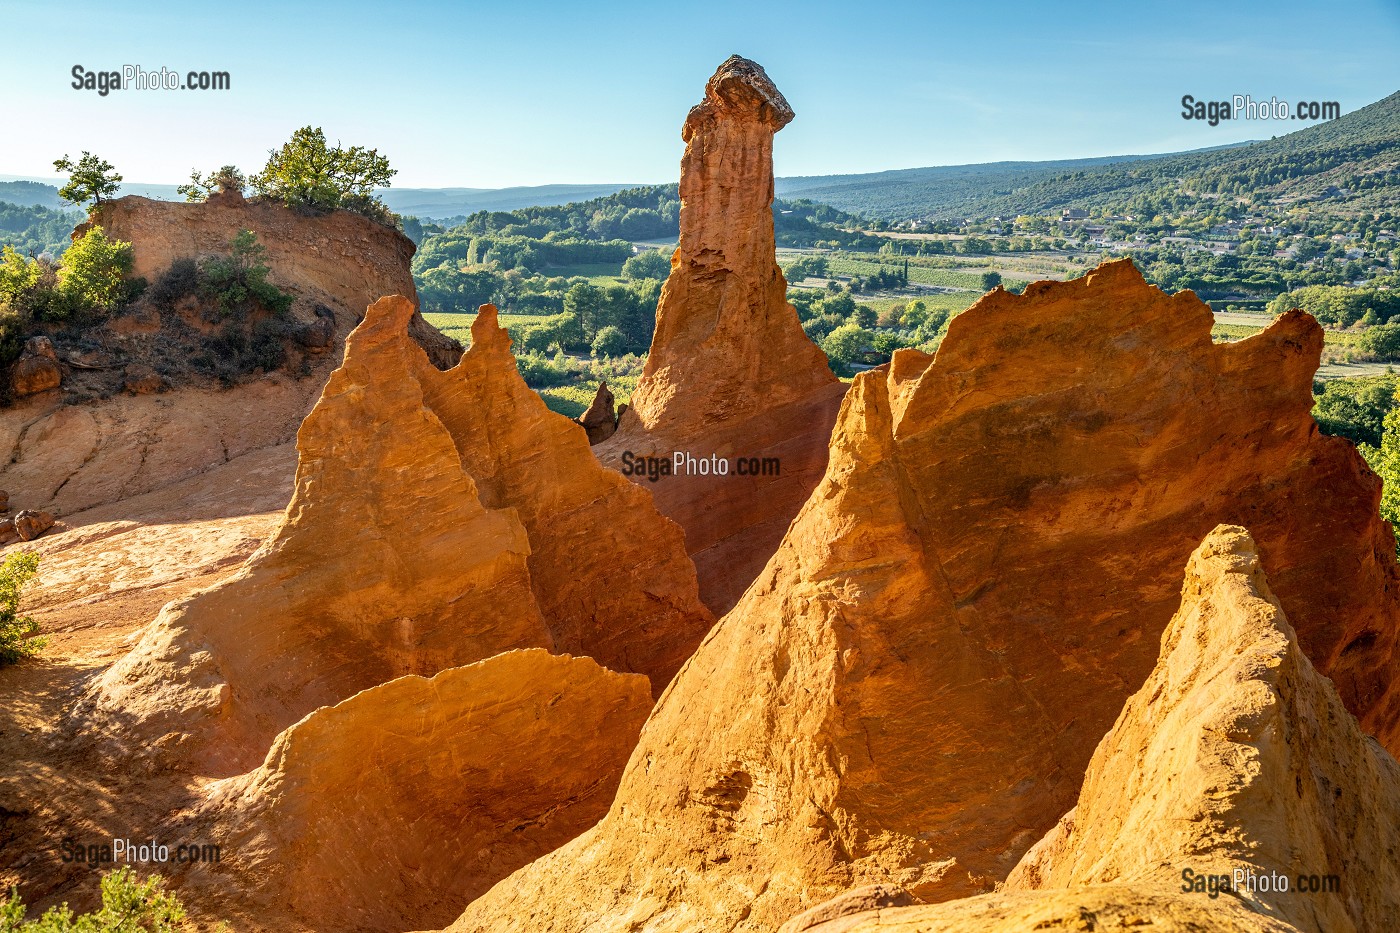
(424, 310, 553, 347)
(538, 261, 625, 278)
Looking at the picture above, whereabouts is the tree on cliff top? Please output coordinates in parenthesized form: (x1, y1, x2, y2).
(252, 127, 396, 223)
(52, 152, 121, 210)
(178, 164, 247, 202)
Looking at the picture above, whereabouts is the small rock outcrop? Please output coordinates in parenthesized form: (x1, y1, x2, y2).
(595, 56, 846, 614)
(13, 509, 55, 541)
(191, 650, 651, 933)
(81, 195, 461, 370)
(809, 527, 1400, 933)
(10, 336, 62, 397)
(578, 381, 618, 443)
(449, 260, 1400, 933)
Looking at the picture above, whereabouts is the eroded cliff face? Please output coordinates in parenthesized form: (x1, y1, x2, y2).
(78, 296, 550, 776)
(801, 527, 1400, 933)
(189, 650, 652, 933)
(79, 295, 712, 780)
(449, 259, 1400, 933)
(2, 192, 459, 520)
(596, 55, 847, 615)
(81, 191, 459, 368)
(415, 306, 713, 693)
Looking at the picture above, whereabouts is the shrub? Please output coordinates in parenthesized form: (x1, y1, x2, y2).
(621, 249, 671, 282)
(177, 165, 247, 202)
(148, 258, 200, 310)
(58, 226, 133, 314)
(0, 551, 42, 665)
(199, 230, 293, 318)
(591, 325, 629, 358)
(1, 867, 186, 931)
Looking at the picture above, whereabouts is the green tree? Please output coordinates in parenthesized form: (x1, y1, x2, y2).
(177, 165, 247, 202)
(621, 249, 670, 282)
(981, 270, 1003, 291)
(821, 322, 873, 368)
(564, 282, 604, 343)
(58, 226, 134, 313)
(592, 325, 629, 357)
(1, 867, 186, 931)
(252, 127, 396, 219)
(1362, 406, 1400, 557)
(1316, 375, 1400, 447)
(0, 551, 42, 665)
(52, 152, 122, 209)
(851, 304, 877, 328)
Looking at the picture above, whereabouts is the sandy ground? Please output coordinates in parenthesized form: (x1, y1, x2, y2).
(0, 441, 297, 915)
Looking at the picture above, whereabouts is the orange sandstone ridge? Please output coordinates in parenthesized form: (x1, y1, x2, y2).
(797, 526, 1400, 933)
(448, 259, 1400, 933)
(79, 295, 710, 776)
(596, 55, 847, 615)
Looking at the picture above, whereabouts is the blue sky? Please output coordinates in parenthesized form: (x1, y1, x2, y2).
(2, 0, 1398, 188)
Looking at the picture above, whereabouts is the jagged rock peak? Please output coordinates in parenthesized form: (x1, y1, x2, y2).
(469, 302, 513, 354)
(686, 55, 795, 134)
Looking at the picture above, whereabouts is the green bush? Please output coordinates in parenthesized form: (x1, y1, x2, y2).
(58, 226, 134, 314)
(621, 249, 670, 282)
(591, 325, 629, 358)
(0, 552, 43, 666)
(821, 322, 874, 367)
(1361, 406, 1400, 558)
(1, 867, 185, 931)
(1314, 374, 1400, 447)
(199, 230, 293, 318)
(1358, 323, 1400, 361)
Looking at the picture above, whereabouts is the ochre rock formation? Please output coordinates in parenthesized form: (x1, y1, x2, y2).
(596, 56, 846, 615)
(413, 306, 712, 693)
(803, 526, 1400, 933)
(578, 381, 617, 444)
(192, 650, 651, 933)
(80, 296, 550, 775)
(10, 336, 62, 397)
(3, 193, 459, 520)
(81, 191, 460, 368)
(0, 374, 320, 518)
(81, 295, 711, 775)
(449, 259, 1400, 933)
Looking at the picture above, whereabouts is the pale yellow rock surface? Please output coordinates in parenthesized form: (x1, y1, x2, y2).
(188, 650, 652, 933)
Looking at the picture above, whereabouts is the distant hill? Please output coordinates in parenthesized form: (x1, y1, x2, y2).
(0, 180, 67, 210)
(774, 91, 1400, 221)
(380, 184, 644, 219)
